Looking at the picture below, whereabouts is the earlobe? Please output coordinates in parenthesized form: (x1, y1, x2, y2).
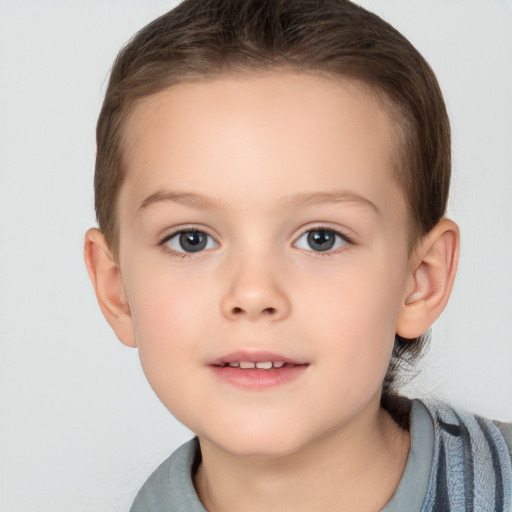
(83, 228, 137, 347)
(396, 219, 459, 339)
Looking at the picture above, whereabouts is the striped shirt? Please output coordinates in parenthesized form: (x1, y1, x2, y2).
(422, 401, 511, 511)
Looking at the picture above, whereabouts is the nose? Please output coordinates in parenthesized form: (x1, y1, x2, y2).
(220, 258, 291, 322)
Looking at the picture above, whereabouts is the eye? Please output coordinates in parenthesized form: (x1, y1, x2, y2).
(162, 230, 218, 253)
(294, 228, 349, 252)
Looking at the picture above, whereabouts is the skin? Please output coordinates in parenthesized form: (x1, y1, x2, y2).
(85, 72, 459, 511)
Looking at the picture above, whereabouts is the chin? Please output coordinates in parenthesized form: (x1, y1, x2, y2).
(199, 423, 317, 460)
(219, 439, 302, 459)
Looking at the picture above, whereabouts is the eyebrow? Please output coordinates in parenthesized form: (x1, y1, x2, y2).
(279, 191, 380, 214)
(138, 190, 220, 212)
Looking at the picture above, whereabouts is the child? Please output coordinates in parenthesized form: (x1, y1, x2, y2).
(84, 0, 512, 510)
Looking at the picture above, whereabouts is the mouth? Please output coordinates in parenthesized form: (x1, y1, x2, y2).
(209, 353, 308, 389)
(213, 360, 297, 369)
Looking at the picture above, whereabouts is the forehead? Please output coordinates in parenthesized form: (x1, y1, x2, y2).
(119, 72, 404, 218)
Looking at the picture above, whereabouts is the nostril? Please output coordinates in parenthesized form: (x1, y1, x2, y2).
(230, 306, 277, 316)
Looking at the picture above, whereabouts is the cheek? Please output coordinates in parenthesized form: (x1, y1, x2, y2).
(297, 252, 406, 376)
(126, 255, 211, 331)
(124, 271, 215, 420)
(302, 251, 404, 323)
(123, 261, 214, 374)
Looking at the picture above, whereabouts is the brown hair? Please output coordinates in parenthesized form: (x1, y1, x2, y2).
(94, 0, 451, 414)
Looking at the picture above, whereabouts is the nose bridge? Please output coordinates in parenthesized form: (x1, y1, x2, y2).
(220, 244, 291, 321)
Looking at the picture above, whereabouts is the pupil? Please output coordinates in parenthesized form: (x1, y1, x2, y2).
(179, 231, 207, 252)
(307, 230, 335, 252)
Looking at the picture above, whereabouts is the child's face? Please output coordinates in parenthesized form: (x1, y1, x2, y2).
(116, 73, 413, 457)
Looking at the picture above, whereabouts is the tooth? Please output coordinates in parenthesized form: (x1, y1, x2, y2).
(256, 361, 273, 369)
(229, 362, 240, 368)
(240, 361, 256, 369)
(273, 361, 284, 368)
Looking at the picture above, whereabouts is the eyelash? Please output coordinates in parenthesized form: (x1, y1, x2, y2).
(159, 227, 218, 259)
(158, 225, 354, 259)
(293, 226, 353, 257)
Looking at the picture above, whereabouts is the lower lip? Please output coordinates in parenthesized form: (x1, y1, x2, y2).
(210, 365, 308, 390)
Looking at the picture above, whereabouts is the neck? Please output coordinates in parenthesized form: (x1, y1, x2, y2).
(194, 400, 410, 512)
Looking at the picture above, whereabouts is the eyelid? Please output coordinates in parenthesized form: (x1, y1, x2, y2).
(159, 225, 220, 254)
(293, 224, 354, 252)
(159, 224, 218, 242)
(294, 223, 354, 242)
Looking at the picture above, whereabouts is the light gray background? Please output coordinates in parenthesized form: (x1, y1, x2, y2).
(0, 1, 511, 510)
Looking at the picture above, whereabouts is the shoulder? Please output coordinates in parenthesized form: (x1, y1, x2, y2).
(130, 438, 206, 512)
(418, 399, 512, 465)
(420, 399, 512, 458)
(415, 399, 512, 511)
(493, 419, 512, 460)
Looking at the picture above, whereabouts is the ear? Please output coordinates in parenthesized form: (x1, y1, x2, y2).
(83, 228, 137, 347)
(396, 219, 459, 339)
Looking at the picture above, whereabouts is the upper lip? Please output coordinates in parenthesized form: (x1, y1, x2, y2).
(209, 351, 307, 366)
